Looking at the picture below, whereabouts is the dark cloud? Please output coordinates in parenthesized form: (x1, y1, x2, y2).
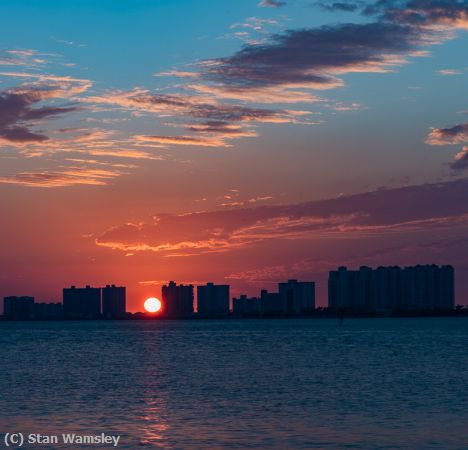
(86, 1, 467, 148)
(368, 0, 468, 28)
(96, 179, 468, 254)
(199, 0, 467, 97)
(318, 2, 362, 12)
(0, 89, 78, 143)
(202, 22, 418, 90)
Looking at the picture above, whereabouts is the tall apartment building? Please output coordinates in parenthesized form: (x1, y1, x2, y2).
(3, 296, 35, 320)
(162, 281, 194, 318)
(63, 286, 101, 319)
(328, 265, 455, 313)
(197, 283, 230, 316)
(102, 284, 126, 318)
(279, 279, 315, 314)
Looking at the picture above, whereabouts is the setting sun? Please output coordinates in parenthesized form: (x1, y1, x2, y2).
(144, 297, 162, 313)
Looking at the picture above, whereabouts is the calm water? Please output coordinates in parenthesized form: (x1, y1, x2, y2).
(0, 318, 467, 449)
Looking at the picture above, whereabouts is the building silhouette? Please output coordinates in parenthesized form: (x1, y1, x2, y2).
(279, 279, 315, 314)
(328, 265, 455, 313)
(102, 284, 126, 318)
(197, 283, 230, 316)
(257, 280, 316, 316)
(260, 290, 283, 315)
(33, 302, 63, 320)
(63, 286, 101, 319)
(3, 296, 35, 320)
(233, 295, 261, 316)
(162, 281, 194, 318)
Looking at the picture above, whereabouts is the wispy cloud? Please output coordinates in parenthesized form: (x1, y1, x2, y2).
(258, 0, 286, 8)
(0, 49, 49, 68)
(452, 146, 468, 171)
(95, 179, 468, 255)
(84, 88, 316, 147)
(438, 69, 463, 75)
(0, 167, 122, 188)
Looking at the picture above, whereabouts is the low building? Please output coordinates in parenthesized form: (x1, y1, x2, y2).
(33, 303, 63, 320)
(233, 295, 261, 316)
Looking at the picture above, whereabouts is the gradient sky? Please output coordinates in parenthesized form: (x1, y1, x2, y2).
(0, 0, 467, 311)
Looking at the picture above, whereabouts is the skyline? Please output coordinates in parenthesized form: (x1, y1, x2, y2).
(2, 263, 458, 315)
(1, 0, 467, 311)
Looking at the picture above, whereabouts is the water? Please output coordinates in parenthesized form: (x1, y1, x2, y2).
(0, 318, 466, 449)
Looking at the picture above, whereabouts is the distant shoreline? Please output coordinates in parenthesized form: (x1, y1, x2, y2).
(1, 309, 467, 322)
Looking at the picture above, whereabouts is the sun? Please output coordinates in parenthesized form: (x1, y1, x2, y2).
(144, 297, 162, 313)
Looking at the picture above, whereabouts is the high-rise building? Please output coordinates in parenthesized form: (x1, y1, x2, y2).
(63, 286, 101, 319)
(328, 265, 455, 313)
(162, 281, 194, 318)
(3, 296, 35, 320)
(278, 279, 315, 314)
(438, 265, 455, 310)
(233, 295, 261, 316)
(260, 290, 283, 315)
(197, 283, 230, 316)
(102, 285, 126, 318)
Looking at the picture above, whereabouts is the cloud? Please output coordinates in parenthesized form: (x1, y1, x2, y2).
(193, 0, 468, 106)
(85, 89, 315, 147)
(258, 0, 286, 7)
(451, 146, 468, 171)
(73, 1, 467, 151)
(0, 71, 92, 146)
(426, 123, 468, 145)
(0, 72, 92, 96)
(0, 89, 80, 143)
(137, 134, 231, 148)
(0, 167, 121, 188)
(187, 83, 322, 104)
(318, 2, 362, 12)
(438, 69, 463, 75)
(226, 16, 285, 45)
(426, 121, 468, 171)
(0, 49, 48, 68)
(201, 22, 421, 93)
(85, 89, 304, 123)
(95, 179, 468, 255)
(374, 0, 468, 30)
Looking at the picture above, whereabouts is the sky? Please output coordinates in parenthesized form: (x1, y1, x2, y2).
(0, 0, 467, 311)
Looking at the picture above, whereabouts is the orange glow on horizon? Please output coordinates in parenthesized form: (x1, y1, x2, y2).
(144, 297, 162, 313)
